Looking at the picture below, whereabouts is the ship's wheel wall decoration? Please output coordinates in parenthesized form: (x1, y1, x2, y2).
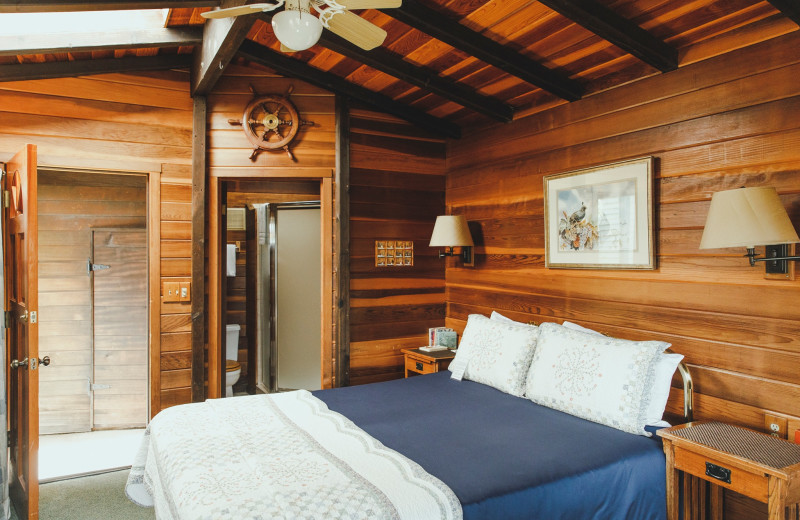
(228, 85, 314, 161)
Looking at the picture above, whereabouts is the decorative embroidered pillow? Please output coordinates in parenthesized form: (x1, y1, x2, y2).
(450, 314, 539, 397)
(561, 320, 681, 426)
(525, 322, 668, 436)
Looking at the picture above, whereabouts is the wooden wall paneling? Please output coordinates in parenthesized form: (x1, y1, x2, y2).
(347, 106, 447, 385)
(321, 176, 334, 389)
(159, 163, 193, 410)
(0, 71, 194, 417)
(444, 30, 800, 520)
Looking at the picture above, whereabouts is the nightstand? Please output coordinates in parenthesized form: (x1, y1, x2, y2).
(401, 348, 455, 378)
(658, 421, 800, 520)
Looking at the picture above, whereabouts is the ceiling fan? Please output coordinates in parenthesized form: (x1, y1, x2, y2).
(201, 0, 401, 52)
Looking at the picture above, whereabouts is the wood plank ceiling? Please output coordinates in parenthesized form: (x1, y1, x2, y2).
(0, 0, 798, 138)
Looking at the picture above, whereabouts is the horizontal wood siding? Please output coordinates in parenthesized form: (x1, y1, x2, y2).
(0, 70, 194, 417)
(348, 107, 447, 385)
(446, 33, 800, 518)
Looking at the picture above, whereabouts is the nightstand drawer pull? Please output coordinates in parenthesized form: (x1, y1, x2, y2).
(705, 462, 731, 484)
(415, 362, 423, 371)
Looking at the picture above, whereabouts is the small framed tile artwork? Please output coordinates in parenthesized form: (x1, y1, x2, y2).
(375, 240, 414, 267)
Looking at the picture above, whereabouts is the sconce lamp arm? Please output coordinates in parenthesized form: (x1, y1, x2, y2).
(745, 247, 800, 266)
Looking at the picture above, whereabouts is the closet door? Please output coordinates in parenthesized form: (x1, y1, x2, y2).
(275, 208, 321, 391)
(90, 228, 147, 429)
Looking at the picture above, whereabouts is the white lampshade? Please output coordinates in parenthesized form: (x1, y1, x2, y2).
(272, 9, 323, 51)
(700, 187, 799, 249)
(429, 215, 474, 247)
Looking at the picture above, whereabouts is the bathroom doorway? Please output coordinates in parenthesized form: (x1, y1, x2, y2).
(222, 179, 324, 395)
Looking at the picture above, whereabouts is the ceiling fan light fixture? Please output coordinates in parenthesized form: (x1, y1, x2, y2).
(272, 8, 323, 51)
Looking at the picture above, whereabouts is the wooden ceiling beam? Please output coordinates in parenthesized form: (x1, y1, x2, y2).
(0, 54, 192, 82)
(191, 0, 255, 96)
(238, 40, 461, 139)
(0, 27, 202, 57)
(537, 0, 677, 72)
(316, 31, 514, 122)
(383, 0, 583, 101)
(0, 1, 217, 12)
(766, 0, 800, 26)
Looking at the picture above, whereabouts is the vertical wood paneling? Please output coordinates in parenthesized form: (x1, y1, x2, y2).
(446, 32, 800, 519)
(0, 70, 194, 417)
(348, 107, 448, 385)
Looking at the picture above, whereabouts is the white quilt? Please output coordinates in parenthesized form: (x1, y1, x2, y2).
(126, 391, 462, 520)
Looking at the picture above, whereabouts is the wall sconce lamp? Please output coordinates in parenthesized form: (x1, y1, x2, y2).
(700, 187, 800, 275)
(429, 215, 474, 266)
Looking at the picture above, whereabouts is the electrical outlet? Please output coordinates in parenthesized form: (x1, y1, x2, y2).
(764, 413, 788, 439)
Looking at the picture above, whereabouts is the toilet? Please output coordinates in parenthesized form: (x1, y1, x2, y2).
(225, 324, 241, 397)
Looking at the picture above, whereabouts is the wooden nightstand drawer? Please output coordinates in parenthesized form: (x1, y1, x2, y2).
(673, 445, 769, 502)
(401, 348, 454, 378)
(405, 356, 437, 375)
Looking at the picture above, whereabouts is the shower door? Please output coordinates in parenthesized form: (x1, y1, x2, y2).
(262, 203, 321, 392)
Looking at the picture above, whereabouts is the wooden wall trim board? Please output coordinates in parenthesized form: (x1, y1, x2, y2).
(191, 96, 206, 402)
(321, 176, 334, 389)
(207, 175, 222, 399)
(335, 95, 351, 387)
(148, 169, 161, 418)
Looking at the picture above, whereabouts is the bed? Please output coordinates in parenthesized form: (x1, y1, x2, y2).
(126, 317, 693, 520)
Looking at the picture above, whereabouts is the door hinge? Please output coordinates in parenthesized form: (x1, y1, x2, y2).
(87, 258, 111, 276)
(3, 310, 10, 329)
(6, 431, 10, 446)
(2, 190, 8, 209)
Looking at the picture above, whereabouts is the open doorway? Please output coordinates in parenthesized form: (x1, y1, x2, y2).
(37, 170, 148, 481)
(222, 179, 324, 396)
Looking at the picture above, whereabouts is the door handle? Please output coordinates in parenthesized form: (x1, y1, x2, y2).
(10, 358, 28, 369)
(18, 310, 27, 323)
(39, 356, 50, 367)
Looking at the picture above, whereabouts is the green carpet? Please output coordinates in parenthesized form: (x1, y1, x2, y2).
(11, 469, 155, 520)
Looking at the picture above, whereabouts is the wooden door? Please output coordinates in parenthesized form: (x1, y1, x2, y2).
(4, 144, 40, 519)
(91, 228, 147, 429)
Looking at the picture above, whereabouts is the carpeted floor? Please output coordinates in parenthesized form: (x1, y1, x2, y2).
(10, 469, 155, 520)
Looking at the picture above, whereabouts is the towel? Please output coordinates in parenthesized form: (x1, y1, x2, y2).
(226, 244, 237, 277)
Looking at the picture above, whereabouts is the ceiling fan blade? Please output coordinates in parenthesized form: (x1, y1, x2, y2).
(325, 10, 387, 50)
(201, 3, 283, 19)
(336, 0, 401, 9)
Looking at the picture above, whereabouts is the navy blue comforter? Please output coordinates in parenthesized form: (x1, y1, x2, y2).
(315, 372, 666, 520)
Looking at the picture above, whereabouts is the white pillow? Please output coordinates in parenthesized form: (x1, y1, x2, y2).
(645, 353, 684, 426)
(490, 311, 540, 329)
(450, 314, 539, 397)
(561, 320, 603, 335)
(561, 320, 680, 426)
(525, 322, 668, 436)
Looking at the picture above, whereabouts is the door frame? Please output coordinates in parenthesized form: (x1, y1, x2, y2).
(207, 174, 335, 398)
(17, 165, 160, 420)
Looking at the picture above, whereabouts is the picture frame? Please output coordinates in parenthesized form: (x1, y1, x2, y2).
(543, 157, 655, 270)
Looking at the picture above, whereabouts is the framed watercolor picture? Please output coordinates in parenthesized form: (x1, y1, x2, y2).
(543, 157, 655, 269)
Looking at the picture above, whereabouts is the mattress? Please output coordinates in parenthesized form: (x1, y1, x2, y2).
(315, 371, 667, 520)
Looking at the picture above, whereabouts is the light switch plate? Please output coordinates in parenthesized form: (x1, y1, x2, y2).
(163, 281, 181, 303)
